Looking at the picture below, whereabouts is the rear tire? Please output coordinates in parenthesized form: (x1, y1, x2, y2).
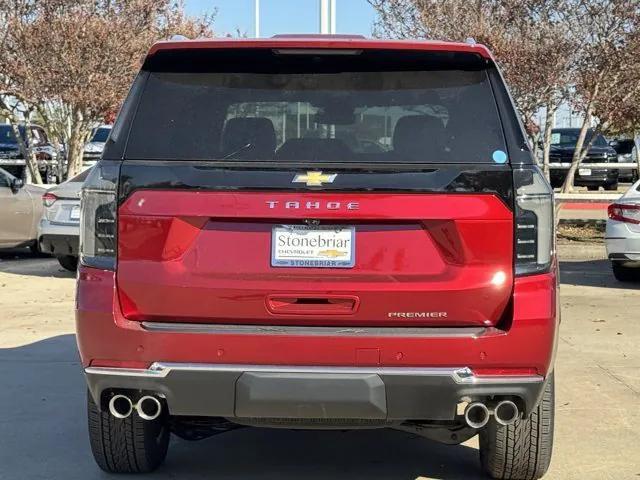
(604, 181, 618, 191)
(57, 255, 78, 272)
(612, 262, 639, 282)
(87, 391, 170, 474)
(479, 373, 554, 480)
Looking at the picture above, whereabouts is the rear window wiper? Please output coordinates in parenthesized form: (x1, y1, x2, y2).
(222, 143, 252, 160)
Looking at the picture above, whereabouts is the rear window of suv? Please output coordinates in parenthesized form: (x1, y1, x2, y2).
(125, 49, 507, 164)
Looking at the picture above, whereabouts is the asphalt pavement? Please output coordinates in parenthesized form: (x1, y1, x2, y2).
(0, 247, 638, 480)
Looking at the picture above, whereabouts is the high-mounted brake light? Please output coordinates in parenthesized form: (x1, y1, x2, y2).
(80, 162, 119, 270)
(42, 192, 58, 207)
(608, 203, 640, 224)
(272, 49, 363, 56)
(513, 166, 555, 276)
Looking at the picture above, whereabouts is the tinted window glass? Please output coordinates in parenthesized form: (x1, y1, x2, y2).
(613, 140, 635, 155)
(551, 129, 608, 148)
(0, 125, 19, 144)
(126, 50, 506, 164)
(69, 168, 92, 183)
(0, 125, 33, 145)
(91, 127, 111, 143)
(593, 134, 609, 147)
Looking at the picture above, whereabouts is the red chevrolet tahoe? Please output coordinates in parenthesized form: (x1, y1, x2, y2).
(77, 35, 558, 479)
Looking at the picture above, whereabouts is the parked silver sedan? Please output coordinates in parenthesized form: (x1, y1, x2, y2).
(0, 167, 46, 251)
(38, 168, 91, 271)
(606, 178, 640, 281)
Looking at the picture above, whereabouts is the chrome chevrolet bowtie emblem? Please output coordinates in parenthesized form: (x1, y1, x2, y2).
(292, 171, 337, 187)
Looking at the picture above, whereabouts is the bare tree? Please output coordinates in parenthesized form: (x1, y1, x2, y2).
(489, 3, 574, 180)
(559, 0, 640, 192)
(0, 3, 44, 183)
(0, 0, 214, 179)
(368, 0, 575, 180)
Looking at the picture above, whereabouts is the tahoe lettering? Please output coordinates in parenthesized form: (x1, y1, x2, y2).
(266, 200, 359, 210)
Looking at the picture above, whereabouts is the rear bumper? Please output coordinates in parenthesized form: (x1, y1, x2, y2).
(605, 221, 640, 265)
(607, 249, 640, 267)
(76, 267, 559, 421)
(575, 177, 616, 186)
(39, 232, 79, 256)
(85, 363, 546, 421)
(619, 169, 638, 181)
(551, 169, 618, 184)
(606, 237, 640, 256)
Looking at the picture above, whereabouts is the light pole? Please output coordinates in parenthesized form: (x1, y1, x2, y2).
(320, 0, 336, 34)
(254, 0, 260, 38)
(330, 0, 336, 34)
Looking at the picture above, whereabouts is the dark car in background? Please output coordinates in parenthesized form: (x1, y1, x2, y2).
(610, 138, 638, 183)
(0, 124, 59, 183)
(549, 128, 619, 190)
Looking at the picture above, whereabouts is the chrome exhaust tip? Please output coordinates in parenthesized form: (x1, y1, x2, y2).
(108, 394, 133, 419)
(464, 402, 490, 429)
(494, 400, 519, 426)
(136, 395, 162, 421)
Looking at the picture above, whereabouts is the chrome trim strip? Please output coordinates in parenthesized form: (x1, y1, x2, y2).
(85, 363, 543, 385)
(151, 362, 458, 377)
(84, 366, 170, 378)
(141, 322, 491, 338)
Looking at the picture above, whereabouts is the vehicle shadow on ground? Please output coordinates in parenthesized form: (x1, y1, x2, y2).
(0, 248, 74, 278)
(0, 246, 50, 258)
(0, 334, 485, 480)
(559, 259, 640, 289)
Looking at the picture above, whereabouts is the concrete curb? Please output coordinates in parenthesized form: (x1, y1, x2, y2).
(555, 193, 620, 202)
(554, 194, 613, 223)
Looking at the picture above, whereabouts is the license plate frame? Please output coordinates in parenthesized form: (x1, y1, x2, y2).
(271, 225, 355, 268)
(578, 168, 592, 176)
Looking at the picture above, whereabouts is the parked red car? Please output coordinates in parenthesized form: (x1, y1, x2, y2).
(76, 35, 558, 479)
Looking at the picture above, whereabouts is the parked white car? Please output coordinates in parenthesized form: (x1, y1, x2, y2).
(606, 178, 640, 281)
(82, 125, 112, 169)
(37, 168, 91, 271)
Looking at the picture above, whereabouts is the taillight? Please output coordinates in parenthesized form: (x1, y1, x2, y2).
(80, 162, 119, 270)
(608, 203, 640, 224)
(42, 192, 57, 207)
(513, 166, 554, 276)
